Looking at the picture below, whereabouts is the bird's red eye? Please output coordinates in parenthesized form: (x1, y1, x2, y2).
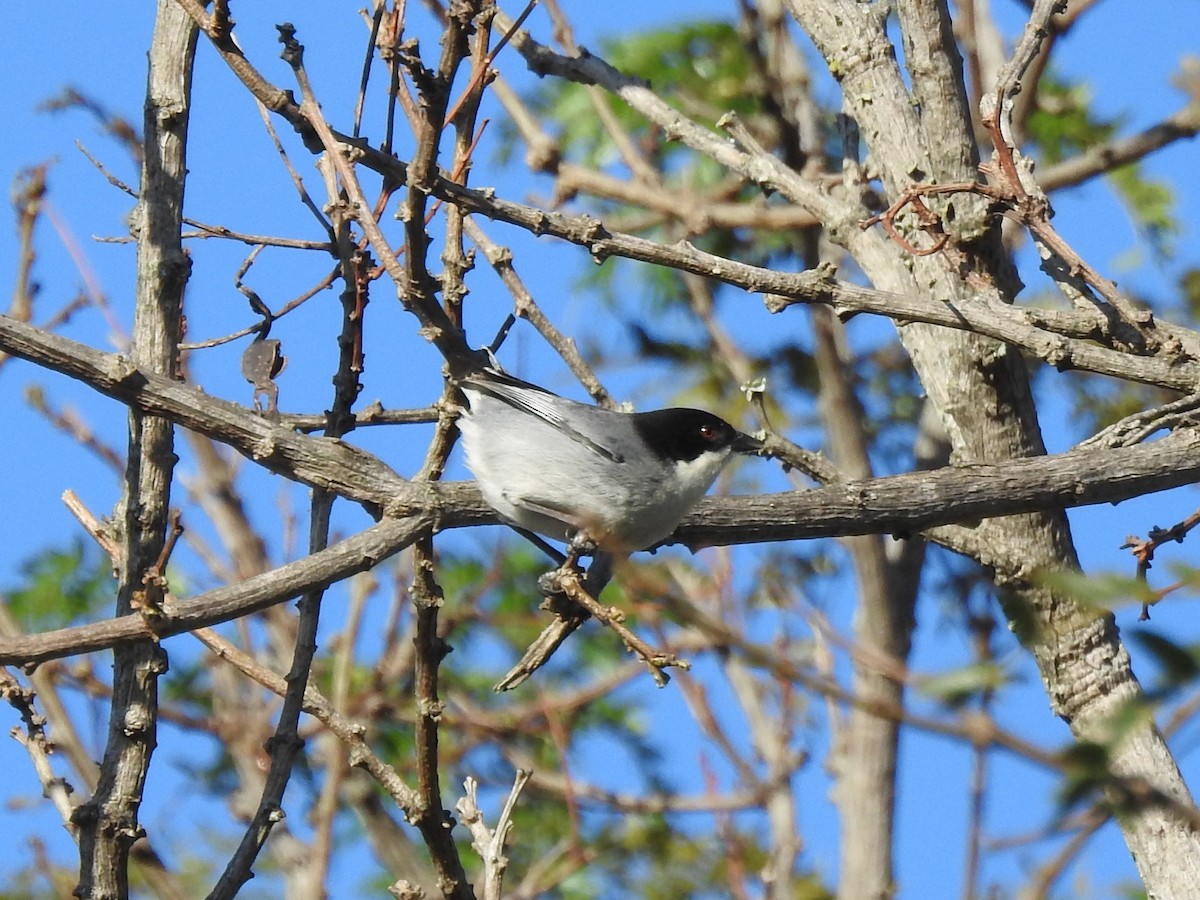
(699, 424, 716, 440)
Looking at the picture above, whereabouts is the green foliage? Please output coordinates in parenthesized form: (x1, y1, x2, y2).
(385, 543, 830, 895)
(503, 811, 831, 899)
(918, 661, 1013, 707)
(514, 18, 813, 322)
(1027, 74, 1178, 256)
(1109, 165, 1177, 253)
(1055, 691, 1180, 828)
(1129, 629, 1200, 700)
(1057, 738, 1115, 813)
(11, 11, 1185, 897)
(1035, 568, 1157, 614)
(507, 17, 929, 476)
(5, 538, 114, 630)
(1028, 79, 1110, 167)
(526, 22, 760, 170)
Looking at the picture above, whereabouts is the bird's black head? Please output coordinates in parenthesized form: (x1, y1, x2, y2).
(632, 408, 762, 462)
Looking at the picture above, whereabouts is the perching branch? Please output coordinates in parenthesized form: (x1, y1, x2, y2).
(8, 422, 1200, 671)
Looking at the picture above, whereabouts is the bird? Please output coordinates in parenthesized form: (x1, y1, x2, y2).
(456, 365, 761, 555)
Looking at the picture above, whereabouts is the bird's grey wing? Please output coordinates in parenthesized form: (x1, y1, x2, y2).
(463, 371, 625, 463)
(503, 491, 588, 530)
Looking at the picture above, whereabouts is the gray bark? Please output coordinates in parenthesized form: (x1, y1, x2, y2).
(786, 0, 1200, 895)
(73, 2, 195, 897)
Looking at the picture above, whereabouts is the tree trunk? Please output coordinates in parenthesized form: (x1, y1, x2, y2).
(787, 0, 1200, 894)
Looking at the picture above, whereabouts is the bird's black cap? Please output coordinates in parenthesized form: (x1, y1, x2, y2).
(632, 409, 762, 463)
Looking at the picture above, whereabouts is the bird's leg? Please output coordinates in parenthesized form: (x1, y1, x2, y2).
(582, 551, 614, 597)
(512, 527, 567, 566)
(565, 529, 599, 569)
(499, 545, 687, 690)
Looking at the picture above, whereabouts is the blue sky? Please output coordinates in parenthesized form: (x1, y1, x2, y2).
(2, 2, 1199, 897)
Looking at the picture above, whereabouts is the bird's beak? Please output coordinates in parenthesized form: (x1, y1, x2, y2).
(732, 431, 764, 453)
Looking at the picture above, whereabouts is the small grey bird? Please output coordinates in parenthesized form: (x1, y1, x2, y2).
(457, 366, 761, 553)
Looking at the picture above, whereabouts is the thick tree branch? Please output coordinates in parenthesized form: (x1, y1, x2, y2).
(7, 425, 1200, 670)
(73, 5, 195, 897)
(682, 426, 1200, 548)
(0, 314, 414, 514)
(2, 313, 1199, 554)
(795, 0, 1200, 888)
(174, 0, 1200, 393)
(153, 4, 1200, 393)
(435, 182, 1200, 391)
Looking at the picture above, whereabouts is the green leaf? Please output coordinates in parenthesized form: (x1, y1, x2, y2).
(1028, 72, 1178, 256)
(918, 661, 1013, 707)
(1129, 629, 1200, 698)
(1035, 568, 1157, 612)
(1109, 165, 1178, 259)
(1057, 738, 1114, 812)
(5, 538, 115, 630)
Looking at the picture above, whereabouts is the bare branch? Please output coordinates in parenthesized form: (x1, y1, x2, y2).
(1041, 102, 1200, 192)
(1, 667, 80, 833)
(410, 536, 474, 898)
(0, 315, 415, 514)
(985, 0, 1066, 125)
(456, 771, 531, 900)
(191, 625, 423, 815)
(0, 517, 426, 667)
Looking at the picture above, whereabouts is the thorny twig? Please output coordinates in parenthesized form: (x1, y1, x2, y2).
(862, 0, 1155, 350)
(410, 536, 474, 897)
(1122, 509, 1200, 621)
(211, 24, 384, 896)
(132, 509, 184, 626)
(1, 667, 80, 833)
(862, 171, 1152, 343)
(547, 562, 691, 688)
(441, 0, 538, 127)
(350, 0, 489, 891)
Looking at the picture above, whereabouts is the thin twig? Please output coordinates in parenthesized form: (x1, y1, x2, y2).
(1123, 509, 1200, 620)
(0, 667, 81, 833)
(179, 266, 338, 350)
(456, 770, 531, 900)
(190, 625, 422, 814)
(550, 563, 690, 687)
(463, 217, 615, 407)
